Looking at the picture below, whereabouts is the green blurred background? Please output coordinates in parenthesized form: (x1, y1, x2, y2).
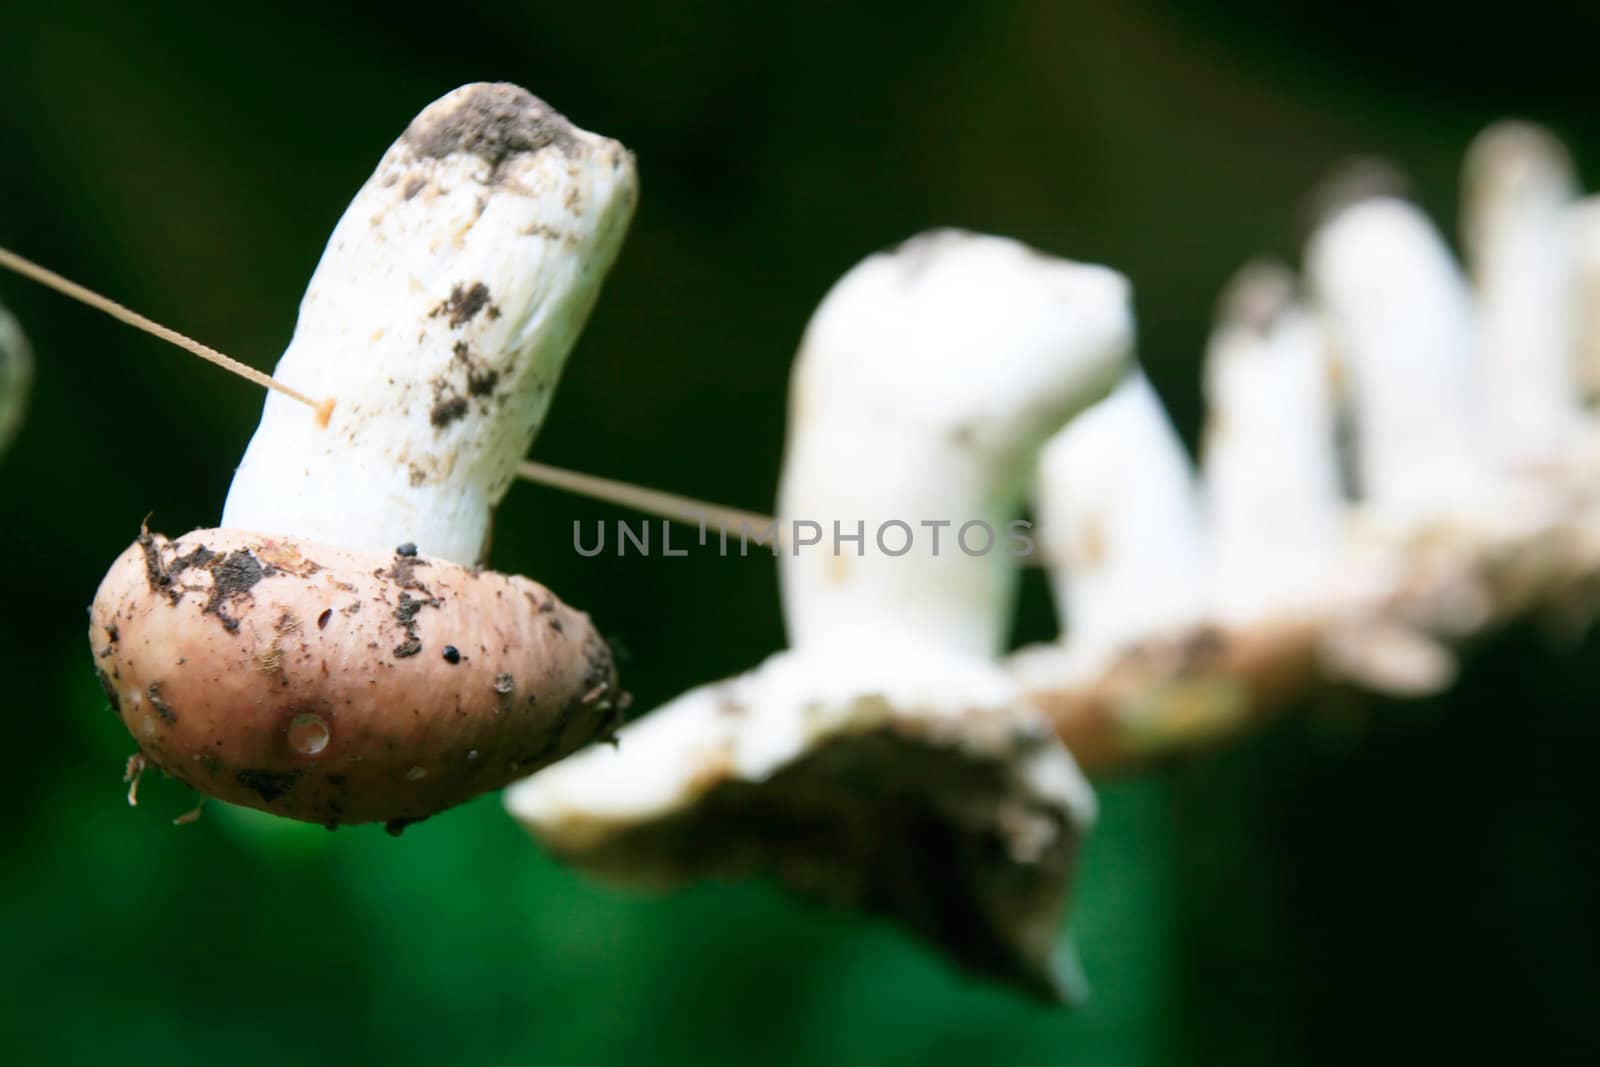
(3, 1, 1599, 1062)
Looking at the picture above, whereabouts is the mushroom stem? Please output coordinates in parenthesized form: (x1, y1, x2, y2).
(1462, 121, 1582, 463)
(777, 229, 1131, 657)
(1305, 196, 1486, 520)
(1201, 262, 1343, 622)
(222, 83, 638, 566)
(1032, 369, 1210, 660)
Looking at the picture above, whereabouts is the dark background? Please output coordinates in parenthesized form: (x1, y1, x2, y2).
(2, 1, 1598, 1063)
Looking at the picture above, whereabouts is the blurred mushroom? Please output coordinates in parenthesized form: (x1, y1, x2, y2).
(1201, 262, 1344, 623)
(1306, 194, 1488, 522)
(509, 230, 1132, 1000)
(0, 301, 30, 458)
(1029, 369, 1212, 671)
(1010, 367, 1238, 773)
(1020, 125, 1600, 776)
(776, 230, 1129, 658)
(1462, 121, 1582, 465)
(89, 83, 635, 831)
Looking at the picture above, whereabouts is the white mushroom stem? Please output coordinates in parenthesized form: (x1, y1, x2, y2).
(777, 230, 1132, 658)
(1201, 262, 1344, 622)
(223, 83, 637, 566)
(1032, 369, 1210, 661)
(1571, 195, 1600, 401)
(0, 301, 31, 458)
(1305, 197, 1486, 521)
(1463, 121, 1582, 463)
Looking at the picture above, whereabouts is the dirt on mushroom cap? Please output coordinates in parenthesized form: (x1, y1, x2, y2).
(90, 526, 622, 831)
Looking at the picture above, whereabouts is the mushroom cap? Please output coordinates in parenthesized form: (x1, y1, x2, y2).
(91, 527, 620, 830)
(506, 642, 1095, 1001)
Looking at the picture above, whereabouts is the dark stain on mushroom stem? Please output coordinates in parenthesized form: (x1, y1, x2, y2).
(402, 83, 577, 178)
(433, 282, 492, 328)
(427, 338, 504, 431)
(429, 395, 470, 428)
(236, 768, 302, 804)
(466, 366, 499, 398)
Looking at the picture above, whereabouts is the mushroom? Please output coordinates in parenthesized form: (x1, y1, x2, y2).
(507, 230, 1132, 1000)
(1200, 262, 1344, 623)
(0, 300, 30, 458)
(1011, 359, 1265, 771)
(1462, 121, 1582, 466)
(1016, 123, 1600, 775)
(1305, 193, 1488, 523)
(88, 83, 636, 831)
(777, 230, 1129, 657)
(1011, 254, 1439, 771)
(1028, 368, 1212, 672)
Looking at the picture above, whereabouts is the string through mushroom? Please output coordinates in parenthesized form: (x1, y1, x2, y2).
(0, 244, 335, 426)
(0, 242, 775, 536)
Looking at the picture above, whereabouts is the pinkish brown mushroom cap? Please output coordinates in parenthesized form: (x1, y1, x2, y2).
(92, 527, 620, 832)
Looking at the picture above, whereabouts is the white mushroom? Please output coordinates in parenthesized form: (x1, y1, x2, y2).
(509, 230, 1131, 1000)
(1030, 368, 1211, 669)
(778, 230, 1130, 658)
(1462, 121, 1582, 465)
(1020, 126, 1600, 774)
(1200, 262, 1344, 622)
(89, 83, 635, 830)
(1305, 196, 1487, 521)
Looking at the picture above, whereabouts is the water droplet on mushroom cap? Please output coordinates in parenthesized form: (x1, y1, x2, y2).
(287, 713, 330, 757)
